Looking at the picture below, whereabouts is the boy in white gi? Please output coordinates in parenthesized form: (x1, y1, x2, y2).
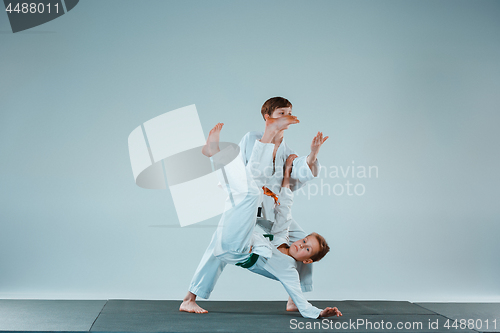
(181, 118, 341, 319)
(183, 97, 328, 312)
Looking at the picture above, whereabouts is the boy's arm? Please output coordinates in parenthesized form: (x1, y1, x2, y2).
(289, 155, 320, 191)
(270, 153, 296, 246)
(262, 252, 322, 319)
(306, 131, 328, 172)
(269, 257, 341, 319)
(289, 132, 328, 191)
(270, 187, 294, 247)
(280, 269, 322, 319)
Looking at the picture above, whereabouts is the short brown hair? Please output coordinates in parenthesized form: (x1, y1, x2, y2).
(308, 232, 330, 262)
(261, 97, 292, 120)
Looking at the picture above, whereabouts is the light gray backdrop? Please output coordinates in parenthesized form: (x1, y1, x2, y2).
(1, 0, 499, 302)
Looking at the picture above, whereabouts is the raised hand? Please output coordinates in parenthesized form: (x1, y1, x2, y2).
(307, 131, 328, 171)
(310, 131, 328, 156)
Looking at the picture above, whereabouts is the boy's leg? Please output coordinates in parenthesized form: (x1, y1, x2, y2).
(180, 291, 208, 314)
(213, 115, 299, 205)
(213, 141, 274, 263)
(181, 122, 275, 313)
(270, 154, 297, 245)
(180, 123, 245, 313)
(187, 228, 227, 299)
(180, 228, 226, 313)
(208, 120, 290, 262)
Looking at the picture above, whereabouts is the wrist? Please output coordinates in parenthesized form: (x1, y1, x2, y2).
(281, 178, 290, 188)
(307, 153, 317, 164)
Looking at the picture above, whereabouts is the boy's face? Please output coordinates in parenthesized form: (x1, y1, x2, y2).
(289, 235, 320, 264)
(266, 107, 292, 120)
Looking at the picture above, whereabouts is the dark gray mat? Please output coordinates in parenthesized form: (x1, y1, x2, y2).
(91, 300, 298, 332)
(0, 300, 494, 332)
(313, 300, 435, 315)
(99, 299, 433, 315)
(90, 300, 470, 332)
(417, 303, 500, 333)
(0, 300, 106, 331)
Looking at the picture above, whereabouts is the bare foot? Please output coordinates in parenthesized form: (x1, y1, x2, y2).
(319, 306, 342, 318)
(267, 115, 299, 132)
(286, 297, 299, 312)
(179, 300, 208, 314)
(261, 116, 299, 143)
(202, 123, 223, 157)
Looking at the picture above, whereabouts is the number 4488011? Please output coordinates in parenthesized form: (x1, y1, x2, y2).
(444, 319, 496, 330)
(5, 2, 60, 14)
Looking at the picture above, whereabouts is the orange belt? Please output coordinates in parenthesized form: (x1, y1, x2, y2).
(262, 186, 280, 206)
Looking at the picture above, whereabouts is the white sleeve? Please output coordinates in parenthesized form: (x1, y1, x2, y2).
(289, 154, 321, 192)
(265, 256, 322, 319)
(237, 132, 251, 165)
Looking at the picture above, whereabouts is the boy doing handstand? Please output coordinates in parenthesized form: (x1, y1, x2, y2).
(181, 118, 341, 319)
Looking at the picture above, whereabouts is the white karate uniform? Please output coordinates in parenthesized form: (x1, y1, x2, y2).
(239, 131, 320, 221)
(210, 140, 322, 319)
(188, 131, 320, 299)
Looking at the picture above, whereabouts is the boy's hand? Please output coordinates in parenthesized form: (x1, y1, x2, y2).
(310, 132, 328, 155)
(307, 132, 328, 171)
(319, 306, 342, 318)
